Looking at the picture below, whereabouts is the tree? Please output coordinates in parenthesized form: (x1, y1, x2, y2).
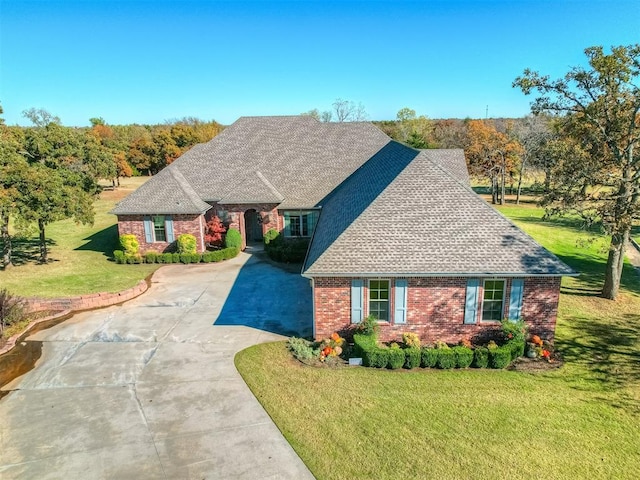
(14, 164, 94, 263)
(332, 98, 368, 122)
(204, 216, 226, 248)
(395, 107, 432, 148)
(465, 120, 522, 204)
(0, 112, 28, 268)
(514, 44, 640, 300)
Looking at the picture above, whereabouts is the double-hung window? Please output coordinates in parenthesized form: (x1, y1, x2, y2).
(153, 215, 166, 242)
(143, 215, 174, 243)
(368, 279, 390, 322)
(482, 279, 505, 321)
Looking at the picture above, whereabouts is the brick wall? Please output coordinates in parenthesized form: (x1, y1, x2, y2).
(25, 280, 148, 313)
(211, 203, 281, 249)
(313, 276, 562, 343)
(117, 214, 206, 253)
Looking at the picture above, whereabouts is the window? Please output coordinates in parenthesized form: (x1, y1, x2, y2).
(482, 280, 505, 322)
(143, 215, 174, 243)
(283, 210, 318, 237)
(368, 279, 390, 322)
(153, 215, 166, 242)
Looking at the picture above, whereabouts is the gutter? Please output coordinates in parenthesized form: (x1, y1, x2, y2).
(301, 271, 579, 279)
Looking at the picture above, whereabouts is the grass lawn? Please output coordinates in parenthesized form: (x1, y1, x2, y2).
(236, 200, 640, 480)
(0, 177, 159, 298)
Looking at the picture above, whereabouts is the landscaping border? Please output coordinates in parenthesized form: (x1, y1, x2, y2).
(0, 279, 149, 357)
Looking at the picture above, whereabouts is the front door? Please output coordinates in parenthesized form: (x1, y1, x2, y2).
(244, 209, 262, 243)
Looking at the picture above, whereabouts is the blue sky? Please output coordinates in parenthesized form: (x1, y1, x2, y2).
(1, 0, 638, 126)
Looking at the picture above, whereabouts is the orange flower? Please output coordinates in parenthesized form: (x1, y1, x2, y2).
(331, 332, 340, 342)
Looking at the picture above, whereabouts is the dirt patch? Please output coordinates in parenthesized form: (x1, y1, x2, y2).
(508, 355, 564, 372)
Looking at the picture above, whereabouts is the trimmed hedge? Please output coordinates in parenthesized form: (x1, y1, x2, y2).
(113, 247, 239, 265)
(489, 346, 512, 369)
(225, 229, 242, 249)
(509, 340, 525, 361)
(352, 337, 524, 371)
(404, 348, 421, 369)
(387, 346, 405, 369)
(421, 347, 438, 368)
(453, 346, 474, 368)
(473, 347, 489, 368)
(436, 349, 456, 369)
(353, 334, 388, 368)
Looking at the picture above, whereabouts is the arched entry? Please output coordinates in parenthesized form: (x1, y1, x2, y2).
(244, 209, 263, 243)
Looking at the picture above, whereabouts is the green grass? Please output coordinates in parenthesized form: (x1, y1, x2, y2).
(0, 177, 158, 298)
(236, 201, 640, 480)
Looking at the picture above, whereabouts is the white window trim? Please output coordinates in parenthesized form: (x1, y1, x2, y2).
(481, 278, 506, 323)
(152, 215, 167, 243)
(367, 278, 391, 323)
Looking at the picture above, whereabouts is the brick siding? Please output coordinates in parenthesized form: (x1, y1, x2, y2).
(25, 280, 148, 313)
(313, 276, 562, 343)
(117, 214, 206, 253)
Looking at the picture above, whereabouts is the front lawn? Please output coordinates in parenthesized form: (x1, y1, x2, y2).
(236, 202, 640, 480)
(0, 177, 159, 298)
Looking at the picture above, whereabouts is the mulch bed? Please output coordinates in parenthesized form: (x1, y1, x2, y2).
(508, 355, 564, 372)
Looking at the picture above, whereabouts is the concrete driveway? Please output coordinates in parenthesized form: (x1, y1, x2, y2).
(0, 251, 314, 479)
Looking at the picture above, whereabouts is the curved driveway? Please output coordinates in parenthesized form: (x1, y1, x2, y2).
(0, 251, 314, 479)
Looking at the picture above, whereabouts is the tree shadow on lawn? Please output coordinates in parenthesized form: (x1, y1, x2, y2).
(0, 238, 57, 267)
(74, 224, 118, 258)
(557, 312, 640, 413)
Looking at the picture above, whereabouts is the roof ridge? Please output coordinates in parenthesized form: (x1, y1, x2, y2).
(256, 170, 284, 202)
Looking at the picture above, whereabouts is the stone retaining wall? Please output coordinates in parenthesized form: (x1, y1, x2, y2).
(1, 280, 150, 357)
(25, 280, 148, 313)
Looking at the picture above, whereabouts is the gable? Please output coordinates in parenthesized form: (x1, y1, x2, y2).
(303, 142, 575, 277)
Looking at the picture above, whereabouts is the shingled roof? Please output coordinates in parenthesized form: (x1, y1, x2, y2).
(113, 116, 392, 215)
(303, 141, 575, 277)
(111, 166, 211, 215)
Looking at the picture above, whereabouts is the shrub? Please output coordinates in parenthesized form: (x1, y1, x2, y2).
(177, 234, 197, 254)
(453, 346, 474, 368)
(162, 253, 174, 264)
(0, 289, 24, 335)
(180, 253, 201, 264)
(473, 347, 489, 368)
(263, 228, 279, 245)
(113, 250, 126, 264)
(119, 234, 139, 256)
(265, 236, 310, 263)
(204, 216, 226, 247)
(368, 347, 390, 368)
(144, 251, 158, 264)
(404, 347, 421, 369)
(508, 340, 526, 360)
(126, 254, 142, 264)
(191, 253, 202, 263)
(353, 334, 388, 368)
(501, 318, 528, 343)
(436, 349, 456, 369)
(387, 344, 405, 369)
(287, 337, 319, 361)
(202, 252, 214, 263)
(225, 229, 242, 249)
(172, 253, 180, 263)
(223, 247, 239, 259)
(357, 315, 380, 337)
(421, 347, 438, 368)
(353, 333, 375, 357)
(402, 332, 421, 349)
(489, 345, 512, 369)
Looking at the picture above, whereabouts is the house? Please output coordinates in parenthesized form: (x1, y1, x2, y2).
(112, 116, 576, 342)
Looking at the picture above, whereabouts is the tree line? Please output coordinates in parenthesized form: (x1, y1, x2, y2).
(2, 43, 638, 300)
(0, 108, 222, 266)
